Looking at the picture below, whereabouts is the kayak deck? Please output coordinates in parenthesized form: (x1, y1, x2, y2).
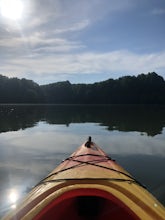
(3, 138, 165, 220)
(32, 141, 140, 220)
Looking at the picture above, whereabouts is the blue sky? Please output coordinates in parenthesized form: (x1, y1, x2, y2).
(0, 0, 165, 85)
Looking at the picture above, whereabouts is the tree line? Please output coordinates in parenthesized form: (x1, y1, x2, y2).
(0, 72, 165, 104)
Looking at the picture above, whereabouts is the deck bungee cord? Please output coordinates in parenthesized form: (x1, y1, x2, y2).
(37, 178, 143, 185)
(36, 153, 146, 189)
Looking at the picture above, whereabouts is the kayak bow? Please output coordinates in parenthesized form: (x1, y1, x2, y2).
(3, 138, 165, 220)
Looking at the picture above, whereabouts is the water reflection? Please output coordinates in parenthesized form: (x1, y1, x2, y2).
(0, 104, 165, 136)
(0, 105, 165, 217)
(8, 189, 18, 208)
(0, 188, 21, 216)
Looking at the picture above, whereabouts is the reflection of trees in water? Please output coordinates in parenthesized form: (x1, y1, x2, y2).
(0, 105, 165, 136)
(0, 105, 44, 133)
(100, 105, 165, 136)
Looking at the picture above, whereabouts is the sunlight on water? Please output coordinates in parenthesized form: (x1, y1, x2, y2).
(9, 189, 18, 204)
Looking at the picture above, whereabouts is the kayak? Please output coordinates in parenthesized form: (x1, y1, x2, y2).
(3, 137, 165, 220)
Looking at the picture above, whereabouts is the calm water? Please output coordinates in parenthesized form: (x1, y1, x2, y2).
(0, 104, 165, 217)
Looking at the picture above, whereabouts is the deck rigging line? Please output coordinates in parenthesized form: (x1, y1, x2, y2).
(35, 153, 146, 189)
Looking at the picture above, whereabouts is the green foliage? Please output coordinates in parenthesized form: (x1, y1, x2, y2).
(0, 72, 165, 104)
(0, 75, 44, 103)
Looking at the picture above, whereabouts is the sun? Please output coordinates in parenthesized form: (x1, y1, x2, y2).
(0, 0, 23, 20)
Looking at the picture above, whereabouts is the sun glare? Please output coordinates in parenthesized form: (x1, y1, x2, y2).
(0, 0, 23, 20)
(9, 190, 18, 204)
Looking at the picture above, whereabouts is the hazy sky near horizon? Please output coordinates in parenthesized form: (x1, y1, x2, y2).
(0, 0, 165, 85)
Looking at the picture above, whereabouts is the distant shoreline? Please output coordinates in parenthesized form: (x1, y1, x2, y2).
(0, 72, 165, 104)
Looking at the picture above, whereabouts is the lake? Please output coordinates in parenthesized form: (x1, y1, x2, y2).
(0, 104, 165, 217)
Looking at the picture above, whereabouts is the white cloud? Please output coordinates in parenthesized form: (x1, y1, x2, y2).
(1, 50, 165, 83)
(0, 30, 85, 58)
(53, 20, 90, 35)
(20, 0, 133, 32)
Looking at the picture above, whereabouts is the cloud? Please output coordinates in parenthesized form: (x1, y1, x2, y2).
(53, 20, 90, 35)
(0, 29, 85, 60)
(20, 0, 133, 31)
(151, 8, 165, 15)
(0, 49, 165, 83)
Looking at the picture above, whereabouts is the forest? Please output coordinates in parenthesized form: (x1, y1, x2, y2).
(0, 72, 165, 104)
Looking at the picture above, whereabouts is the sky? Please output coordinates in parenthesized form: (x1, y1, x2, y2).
(0, 0, 165, 85)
